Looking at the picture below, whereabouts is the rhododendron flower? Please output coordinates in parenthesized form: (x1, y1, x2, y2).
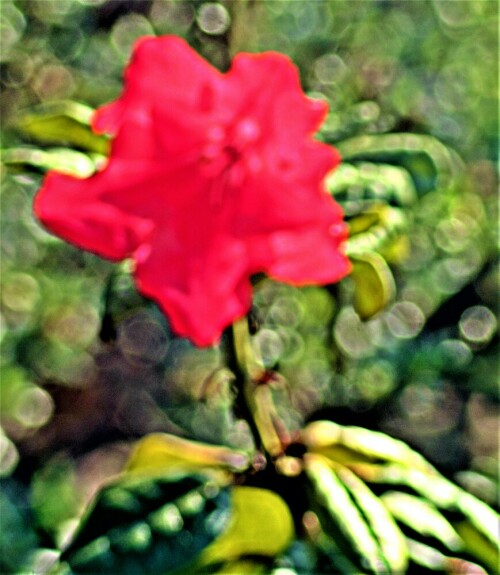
(34, 36, 350, 346)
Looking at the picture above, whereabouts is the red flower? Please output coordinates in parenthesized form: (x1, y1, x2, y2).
(34, 36, 350, 346)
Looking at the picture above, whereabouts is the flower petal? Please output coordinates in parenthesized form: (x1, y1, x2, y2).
(93, 35, 222, 139)
(34, 170, 154, 261)
(237, 153, 350, 284)
(135, 229, 252, 346)
(227, 53, 328, 143)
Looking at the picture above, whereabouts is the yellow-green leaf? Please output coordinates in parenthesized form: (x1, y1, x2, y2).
(197, 486, 294, 567)
(337, 133, 464, 194)
(125, 433, 250, 476)
(335, 464, 408, 573)
(453, 522, 499, 573)
(456, 491, 500, 551)
(2, 147, 97, 177)
(407, 539, 489, 574)
(16, 100, 110, 155)
(326, 162, 418, 208)
(347, 204, 408, 254)
(305, 454, 387, 574)
(209, 559, 267, 574)
(351, 462, 500, 554)
(349, 252, 396, 319)
(381, 491, 463, 552)
(303, 420, 432, 471)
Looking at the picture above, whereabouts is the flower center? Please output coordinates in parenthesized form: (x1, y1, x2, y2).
(201, 118, 261, 198)
(203, 118, 260, 163)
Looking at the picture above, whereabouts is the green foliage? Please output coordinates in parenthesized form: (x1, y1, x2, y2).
(61, 473, 232, 575)
(1, 146, 98, 177)
(31, 456, 80, 538)
(0, 480, 39, 573)
(125, 433, 250, 476)
(303, 420, 500, 573)
(14, 100, 109, 155)
(55, 466, 294, 575)
(1, 1, 498, 574)
(349, 252, 396, 320)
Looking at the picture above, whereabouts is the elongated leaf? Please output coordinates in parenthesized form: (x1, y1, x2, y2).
(444, 557, 489, 575)
(350, 463, 500, 565)
(334, 464, 408, 572)
(196, 486, 294, 568)
(381, 491, 463, 552)
(406, 537, 447, 571)
(2, 147, 97, 177)
(303, 420, 432, 471)
(407, 539, 488, 575)
(126, 433, 250, 475)
(211, 559, 267, 573)
(349, 463, 457, 504)
(349, 251, 396, 319)
(454, 521, 500, 573)
(455, 491, 500, 550)
(62, 473, 231, 575)
(337, 133, 464, 194)
(347, 205, 408, 258)
(16, 100, 109, 154)
(326, 162, 418, 209)
(305, 454, 388, 574)
(303, 512, 368, 575)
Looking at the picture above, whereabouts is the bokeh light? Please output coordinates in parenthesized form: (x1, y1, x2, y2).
(196, 2, 230, 36)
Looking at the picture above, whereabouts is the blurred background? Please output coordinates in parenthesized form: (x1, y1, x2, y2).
(0, 0, 498, 572)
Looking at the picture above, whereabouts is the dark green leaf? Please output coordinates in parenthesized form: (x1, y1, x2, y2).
(62, 473, 231, 575)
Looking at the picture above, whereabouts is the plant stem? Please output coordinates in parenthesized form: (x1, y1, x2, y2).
(231, 317, 284, 459)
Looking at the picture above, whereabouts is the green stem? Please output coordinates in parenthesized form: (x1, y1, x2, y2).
(231, 317, 284, 458)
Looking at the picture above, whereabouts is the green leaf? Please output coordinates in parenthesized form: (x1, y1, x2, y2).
(62, 473, 231, 575)
(454, 522, 499, 573)
(380, 491, 463, 552)
(348, 463, 500, 567)
(210, 559, 267, 573)
(303, 420, 432, 471)
(455, 491, 500, 550)
(407, 538, 489, 574)
(406, 538, 446, 571)
(334, 465, 408, 573)
(0, 481, 39, 573)
(346, 205, 409, 257)
(372, 465, 499, 550)
(349, 251, 396, 319)
(30, 457, 80, 538)
(196, 486, 294, 568)
(15, 100, 109, 154)
(326, 162, 418, 209)
(303, 513, 368, 575)
(125, 433, 250, 475)
(337, 133, 464, 195)
(2, 147, 98, 177)
(305, 454, 388, 574)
